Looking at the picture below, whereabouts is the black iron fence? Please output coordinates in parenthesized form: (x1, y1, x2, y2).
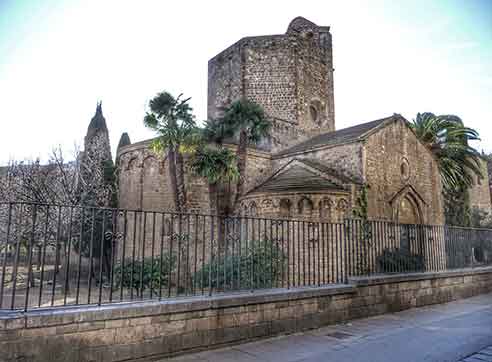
(0, 202, 491, 311)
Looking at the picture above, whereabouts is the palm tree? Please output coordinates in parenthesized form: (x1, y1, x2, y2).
(411, 112, 482, 191)
(190, 146, 239, 215)
(190, 145, 238, 248)
(144, 92, 197, 212)
(411, 112, 483, 226)
(221, 99, 271, 208)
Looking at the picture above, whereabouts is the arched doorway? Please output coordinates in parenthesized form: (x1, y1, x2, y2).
(392, 190, 424, 256)
(398, 195, 420, 225)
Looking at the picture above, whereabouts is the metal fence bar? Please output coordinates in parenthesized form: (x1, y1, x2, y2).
(1, 201, 491, 311)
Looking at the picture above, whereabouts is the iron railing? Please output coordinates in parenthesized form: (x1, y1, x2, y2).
(0, 202, 491, 311)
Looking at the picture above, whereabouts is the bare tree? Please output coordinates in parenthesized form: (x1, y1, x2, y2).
(0, 145, 116, 288)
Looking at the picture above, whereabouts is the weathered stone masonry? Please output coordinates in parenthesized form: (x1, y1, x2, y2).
(2, 267, 491, 362)
(116, 16, 490, 241)
(208, 17, 335, 153)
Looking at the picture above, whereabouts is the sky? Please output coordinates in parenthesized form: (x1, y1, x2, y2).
(0, 0, 491, 164)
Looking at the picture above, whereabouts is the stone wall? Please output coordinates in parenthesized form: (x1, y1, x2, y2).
(117, 140, 272, 215)
(116, 141, 273, 259)
(1, 267, 491, 362)
(363, 118, 445, 225)
(208, 17, 335, 152)
(273, 142, 364, 183)
(240, 191, 352, 222)
(469, 157, 492, 213)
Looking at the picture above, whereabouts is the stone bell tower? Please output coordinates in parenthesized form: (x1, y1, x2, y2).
(207, 17, 335, 152)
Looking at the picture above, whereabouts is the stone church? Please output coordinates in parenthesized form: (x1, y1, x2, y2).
(116, 17, 491, 225)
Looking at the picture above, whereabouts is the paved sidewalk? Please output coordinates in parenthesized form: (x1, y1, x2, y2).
(459, 345, 492, 362)
(163, 293, 492, 362)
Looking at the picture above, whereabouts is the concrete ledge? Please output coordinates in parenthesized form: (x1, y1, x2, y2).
(349, 267, 492, 287)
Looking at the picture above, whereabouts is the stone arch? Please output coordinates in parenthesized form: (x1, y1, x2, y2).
(391, 186, 424, 225)
(337, 198, 348, 211)
(335, 198, 349, 221)
(297, 197, 314, 216)
(126, 157, 139, 171)
(249, 202, 258, 217)
(319, 198, 333, 221)
(239, 203, 248, 217)
(396, 193, 421, 225)
(309, 99, 325, 126)
(279, 198, 292, 219)
(143, 155, 158, 172)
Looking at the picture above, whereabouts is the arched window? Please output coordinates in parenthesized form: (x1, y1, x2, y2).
(400, 158, 410, 182)
(298, 197, 313, 216)
(309, 100, 324, 126)
(319, 198, 332, 221)
(279, 199, 292, 218)
(336, 198, 349, 221)
(310, 105, 318, 124)
(126, 157, 139, 171)
(249, 202, 257, 217)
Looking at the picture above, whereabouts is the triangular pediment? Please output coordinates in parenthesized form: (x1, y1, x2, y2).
(248, 159, 352, 194)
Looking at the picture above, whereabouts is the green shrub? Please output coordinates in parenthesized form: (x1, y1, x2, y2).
(193, 239, 286, 291)
(376, 248, 424, 273)
(113, 254, 176, 292)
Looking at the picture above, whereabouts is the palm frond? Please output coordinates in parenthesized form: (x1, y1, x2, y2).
(191, 146, 239, 184)
(413, 112, 482, 191)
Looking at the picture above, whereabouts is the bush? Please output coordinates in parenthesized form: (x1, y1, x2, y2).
(193, 239, 286, 291)
(113, 254, 176, 292)
(376, 248, 424, 273)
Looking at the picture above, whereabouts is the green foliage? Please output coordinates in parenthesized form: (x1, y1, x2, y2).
(444, 183, 471, 227)
(411, 112, 483, 228)
(103, 160, 118, 208)
(144, 91, 199, 211)
(73, 209, 113, 259)
(202, 118, 235, 144)
(352, 185, 373, 274)
(190, 146, 239, 184)
(193, 239, 286, 290)
(222, 98, 271, 144)
(376, 248, 424, 273)
(411, 112, 482, 191)
(113, 255, 176, 292)
(144, 92, 199, 152)
(470, 207, 492, 229)
(352, 184, 369, 219)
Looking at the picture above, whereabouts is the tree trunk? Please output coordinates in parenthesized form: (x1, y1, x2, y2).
(207, 181, 224, 255)
(234, 130, 248, 210)
(167, 148, 180, 212)
(216, 181, 233, 249)
(175, 149, 187, 212)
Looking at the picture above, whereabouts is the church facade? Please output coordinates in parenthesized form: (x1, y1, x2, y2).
(116, 17, 490, 225)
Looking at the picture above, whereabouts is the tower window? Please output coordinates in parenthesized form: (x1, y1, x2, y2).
(310, 105, 318, 123)
(309, 100, 324, 126)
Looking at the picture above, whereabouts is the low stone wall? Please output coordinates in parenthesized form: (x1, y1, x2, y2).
(1, 267, 491, 362)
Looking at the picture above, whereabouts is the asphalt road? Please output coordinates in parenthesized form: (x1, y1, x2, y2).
(163, 293, 492, 362)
